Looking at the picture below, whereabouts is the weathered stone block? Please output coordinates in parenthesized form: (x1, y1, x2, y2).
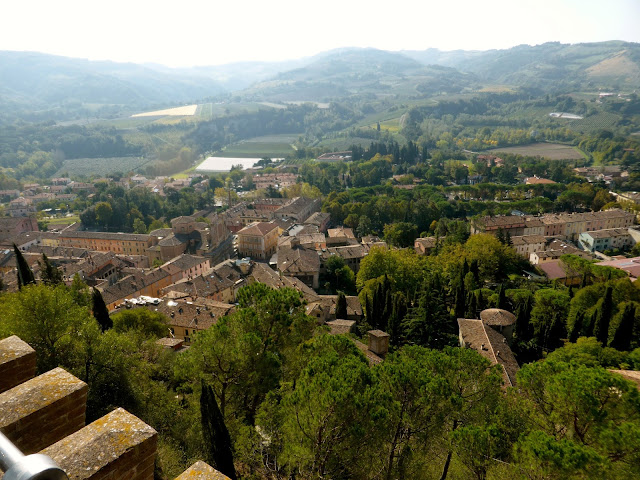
(0, 336, 36, 393)
(41, 407, 157, 480)
(175, 461, 231, 480)
(0, 367, 87, 454)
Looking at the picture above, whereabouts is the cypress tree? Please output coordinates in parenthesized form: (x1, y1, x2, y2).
(13, 244, 35, 289)
(496, 284, 507, 310)
(372, 283, 382, 329)
(92, 288, 113, 332)
(609, 303, 636, 351)
(515, 295, 532, 342)
(470, 259, 480, 286)
(388, 292, 408, 345)
(593, 286, 614, 346)
(380, 275, 393, 331)
(39, 253, 63, 285)
(365, 293, 374, 327)
(580, 270, 589, 289)
(584, 311, 596, 337)
(200, 381, 237, 480)
(336, 292, 348, 319)
(569, 310, 585, 343)
(465, 290, 477, 319)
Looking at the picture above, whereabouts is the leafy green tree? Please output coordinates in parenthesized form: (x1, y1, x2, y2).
(147, 218, 168, 232)
(132, 217, 147, 234)
(94, 201, 113, 227)
(13, 244, 35, 289)
(516, 358, 640, 478)
(324, 255, 356, 293)
(201, 381, 237, 480)
(357, 246, 425, 299)
(383, 222, 419, 248)
(0, 284, 90, 372)
(272, 335, 378, 478)
(177, 284, 315, 423)
(69, 273, 92, 308)
(111, 309, 167, 338)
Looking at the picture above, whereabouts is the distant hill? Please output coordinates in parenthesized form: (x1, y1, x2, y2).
(240, 48, 479, 102)
(0, 51, 227, 115)
(2, 41, 640, 124)
(403, 41, 640, 91)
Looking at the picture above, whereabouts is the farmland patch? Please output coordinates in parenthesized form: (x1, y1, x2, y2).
(488, 143, 585, 160)
(54, 156, 151, 177)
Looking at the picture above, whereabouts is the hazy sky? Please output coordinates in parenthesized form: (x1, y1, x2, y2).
(2, 0, 639, 67)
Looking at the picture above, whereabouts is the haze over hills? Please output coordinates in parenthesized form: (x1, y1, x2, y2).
(0, 51, 226, 112)
(403, 41, 640, 90)
(1, 40, 640, 123)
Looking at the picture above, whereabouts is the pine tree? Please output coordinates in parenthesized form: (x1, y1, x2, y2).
(92, 288, 113, 332)
(593, 286, 614, 346)
(200, 381, 237, 480)
(609, 303, 636, 351)
(13, 244, 35, 289)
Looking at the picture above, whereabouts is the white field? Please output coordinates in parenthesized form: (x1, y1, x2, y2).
(196, 157, 284, 172)
(549, 112, 584, 120)
(132, 104, 198, 117)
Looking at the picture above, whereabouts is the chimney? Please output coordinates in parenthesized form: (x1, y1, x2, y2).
(367, 330, 390, 357)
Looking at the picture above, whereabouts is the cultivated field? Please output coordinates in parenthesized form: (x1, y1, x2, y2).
(488, 143, 586, 160)
(54, 156, 151, 177)
(570, 112, 620, 132)
(132, 105, 198, 117)
(217, 134, 299, 158)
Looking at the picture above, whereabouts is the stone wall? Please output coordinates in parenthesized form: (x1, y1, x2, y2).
(0, 336, 36, 393)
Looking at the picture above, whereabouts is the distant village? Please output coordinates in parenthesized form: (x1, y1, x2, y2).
(1, 163, 640, 371)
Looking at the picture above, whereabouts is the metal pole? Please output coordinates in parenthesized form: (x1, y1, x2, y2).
(0, 431, 68, 480)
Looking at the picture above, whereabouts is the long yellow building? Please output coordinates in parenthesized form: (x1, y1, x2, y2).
(42, 231, 156, 256)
